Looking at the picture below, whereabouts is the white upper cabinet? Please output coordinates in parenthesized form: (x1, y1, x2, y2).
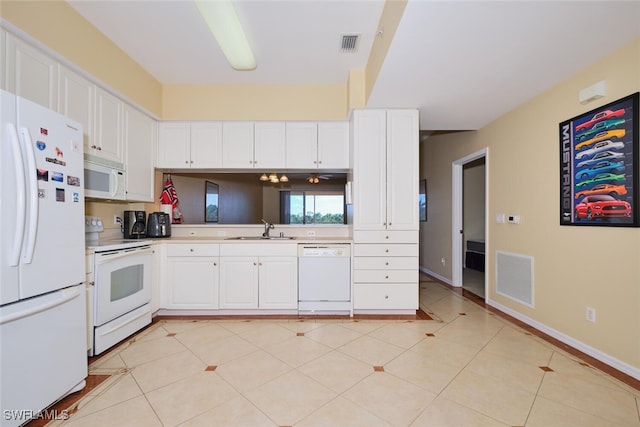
(222, 121, 255, 168)
(157, 122, 190, 167)
(124, 105, 155, 202)
(5, 33, 58, 110)
(286, 121, 349, 169)
(385, 110, 420, 230)
(93, 86, 124, 164)
(254, 122, 286, 169)
(285, 122, 318, 168)
(317, 121, 349, 169)
(157, 122, 222, 168)
(58, 66, 94, 152)
(352, 109, 419, 231)
(191, 122, 223, 168)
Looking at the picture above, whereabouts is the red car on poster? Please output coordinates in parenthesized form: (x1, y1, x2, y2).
(575, 108, 626, 132)
(575, 195, 631, 220)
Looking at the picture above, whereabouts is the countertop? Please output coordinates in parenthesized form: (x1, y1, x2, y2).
(158, 236, 353, 244)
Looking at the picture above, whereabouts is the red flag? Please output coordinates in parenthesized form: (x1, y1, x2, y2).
(159, 177, 183, 223)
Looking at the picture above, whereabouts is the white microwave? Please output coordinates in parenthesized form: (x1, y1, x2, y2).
(84, 158, 126, 200)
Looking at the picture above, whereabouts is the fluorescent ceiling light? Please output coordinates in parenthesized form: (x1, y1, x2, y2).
(195, 0, 256, 70)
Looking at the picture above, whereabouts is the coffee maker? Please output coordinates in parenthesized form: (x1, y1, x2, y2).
(123, 210, 146, 239)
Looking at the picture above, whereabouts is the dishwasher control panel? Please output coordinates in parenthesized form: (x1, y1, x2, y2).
(298, 245, 350, 257)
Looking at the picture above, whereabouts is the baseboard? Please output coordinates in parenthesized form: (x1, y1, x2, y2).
(419, 266, 453, 286)
(487, 298, 640, 381)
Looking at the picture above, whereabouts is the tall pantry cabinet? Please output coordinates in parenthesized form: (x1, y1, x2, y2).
(351, 109, 420, 313)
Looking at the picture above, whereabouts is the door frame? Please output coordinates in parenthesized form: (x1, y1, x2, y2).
(451, 148, 488, 287)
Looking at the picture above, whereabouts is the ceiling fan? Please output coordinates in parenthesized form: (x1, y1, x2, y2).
(307, 174, 331, 184)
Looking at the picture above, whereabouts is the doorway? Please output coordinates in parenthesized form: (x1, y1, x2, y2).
(452, 149, 487, 298)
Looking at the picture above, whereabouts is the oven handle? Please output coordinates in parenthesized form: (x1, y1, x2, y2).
(96, 247, 153, 263)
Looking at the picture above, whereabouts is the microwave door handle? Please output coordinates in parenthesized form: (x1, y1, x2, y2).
(19, 127, 38, 264)
(112, 169, 122, 199)
(8, 124, 26, 266)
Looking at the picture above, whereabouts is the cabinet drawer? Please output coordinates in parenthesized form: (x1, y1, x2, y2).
(166, 243, 220, 257)
(353, 230, 418, 244)
(353, 269, 418, 283)
(353, 284, 418, 310)
(353, 256, 417, 270)
(353, 244, 417, 257)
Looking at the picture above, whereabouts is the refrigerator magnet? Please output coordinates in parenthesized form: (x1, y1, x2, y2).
(37, 169, 48, 181)
(36, 140, 46, 150)
(67, 176, 80, 186)
(51, 172, 63, 183)
(73, 192, 79, 203)
(55, 188, 65, 202)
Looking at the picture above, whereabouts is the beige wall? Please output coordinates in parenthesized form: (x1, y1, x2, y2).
(162, 84, 348, 120)
(421, 38, 640, 370)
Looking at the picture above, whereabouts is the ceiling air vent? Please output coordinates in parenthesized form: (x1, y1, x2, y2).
(340, 34, 360, 53)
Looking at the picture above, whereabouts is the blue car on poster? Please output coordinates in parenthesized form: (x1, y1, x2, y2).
(575, 160, 625, 181)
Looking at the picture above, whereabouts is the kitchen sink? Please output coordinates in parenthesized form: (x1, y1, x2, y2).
(225, 236, 295, 240)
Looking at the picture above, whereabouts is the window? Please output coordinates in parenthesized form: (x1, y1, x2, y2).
(205, 181, 219, 223)
(280, 190, 345, 224)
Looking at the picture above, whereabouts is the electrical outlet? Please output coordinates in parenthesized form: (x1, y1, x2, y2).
(586, 307, 596, 323)
(441, 257, 446, 267)
(114, 215, 122, 225)
(307, 230, 316, 237)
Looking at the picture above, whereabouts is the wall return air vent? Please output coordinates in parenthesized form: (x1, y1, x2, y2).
(340, 34, 360, 53)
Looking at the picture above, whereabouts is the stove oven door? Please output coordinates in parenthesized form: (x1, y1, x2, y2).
(93, 246, 152, 326)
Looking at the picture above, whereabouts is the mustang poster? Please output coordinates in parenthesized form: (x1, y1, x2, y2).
(559, 92, 639, 226)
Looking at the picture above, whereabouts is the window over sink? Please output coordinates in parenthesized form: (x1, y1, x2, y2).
(280, 190, 345, 224)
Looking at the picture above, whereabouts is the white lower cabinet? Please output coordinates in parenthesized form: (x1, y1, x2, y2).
(219, 256, 298, 309)
(352, 231, 418, 311)
(164, 244, 219, 309)
(162, 243, 298, 311)
(219, 243, 298, 310)
(219, 257, 259, 309)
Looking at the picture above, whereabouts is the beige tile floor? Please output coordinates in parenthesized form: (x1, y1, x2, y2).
(50, 278, 640, 427)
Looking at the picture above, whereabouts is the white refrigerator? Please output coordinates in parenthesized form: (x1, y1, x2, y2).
(0, 90, 87, 427)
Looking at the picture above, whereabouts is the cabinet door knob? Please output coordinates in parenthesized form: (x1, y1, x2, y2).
(253, 262, 257, 265)
(313, 160, 317, 164)
(190, 248, 194, 252)
(385, 249, 389, 253)
(318, 160, 322, 164)
(190, 160, 194, 163)
(213, 262, 217, 266)
(185, 160, 189, 164)
(91, 145, 97, 149)
(385, 262, 389, 266)
(385, 235, 389, 239)
(384, 295, 389, 299)
(97, 147, 102, 151)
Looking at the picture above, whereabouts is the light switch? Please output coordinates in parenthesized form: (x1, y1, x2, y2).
(496, 213, 505, 224)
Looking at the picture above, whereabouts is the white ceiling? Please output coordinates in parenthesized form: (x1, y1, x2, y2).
(68, 0, 640, 130)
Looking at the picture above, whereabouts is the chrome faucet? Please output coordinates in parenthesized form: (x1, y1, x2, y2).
(261, 219, 275, 237)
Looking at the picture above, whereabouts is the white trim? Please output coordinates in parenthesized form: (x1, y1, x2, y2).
(452, 148, 488, 289)
(487, 298, 640, 381)
(419, 266, 452, 286)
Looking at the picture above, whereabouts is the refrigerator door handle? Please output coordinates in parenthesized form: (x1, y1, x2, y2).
(8, 124, 26, 267)
(0, 287, 81, 326)
(19, 127, 39, 264)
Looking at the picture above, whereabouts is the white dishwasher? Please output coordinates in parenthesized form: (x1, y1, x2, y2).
(298, 244, 351, 314)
